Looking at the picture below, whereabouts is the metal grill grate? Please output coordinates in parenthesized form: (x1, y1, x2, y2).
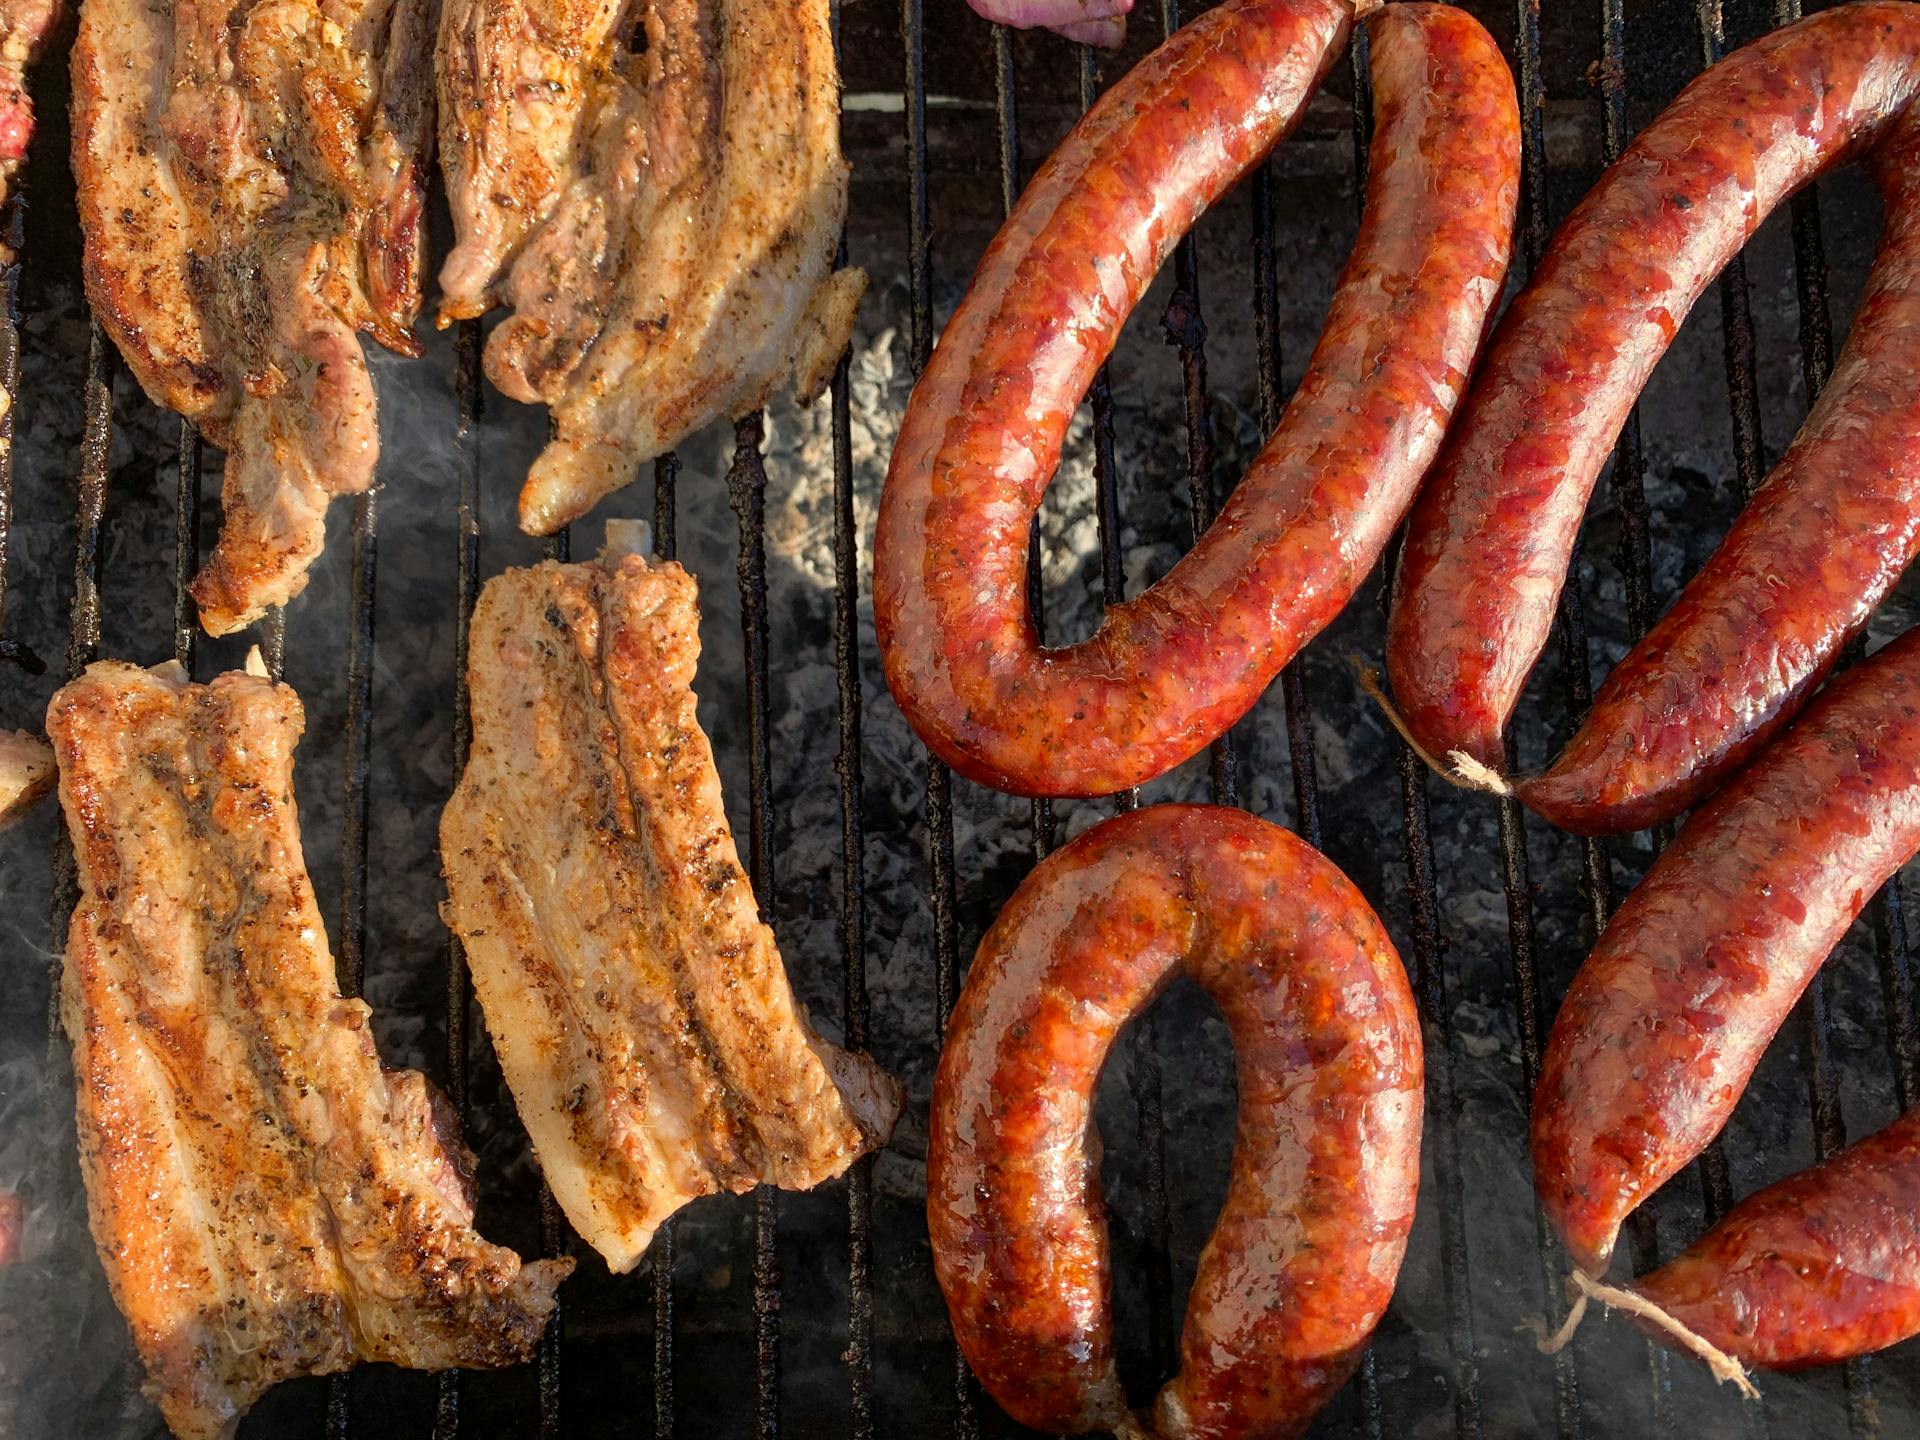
(9, 1, 1919, 1437)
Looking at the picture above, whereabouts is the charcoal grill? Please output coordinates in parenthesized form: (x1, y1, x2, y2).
(1, 0, 1916, 1436)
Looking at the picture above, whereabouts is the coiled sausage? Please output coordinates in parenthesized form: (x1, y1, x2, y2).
(1532, 627, 1920, 1275)
(1388, 3, 1920, 835)
(875, 0, 1518, 798)
(928, 805, 1422, 1439)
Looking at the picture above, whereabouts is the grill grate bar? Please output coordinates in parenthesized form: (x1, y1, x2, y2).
(990, 32, 1060, 870)
(337, 486, 379, 1006)
(651, 449, 681, 1440)
(173, 424, 201, 672)
(432, 317, 486, 1440)
(725, 410, 784, 1440)
(45, 323, 113, 1050)
(822, 14, 877, 1432)
(327, 378, 384, 1440)
(1505, 3, 1585, 1431)
(817, 14, 879, 1440)
(0, 241, 16, 670)
(899, 4, 976, 1436)
(829, 341, 877, 1437)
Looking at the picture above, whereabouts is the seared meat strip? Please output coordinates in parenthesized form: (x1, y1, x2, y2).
(49, 661, 569, 1440)
(435, 0, 865, 535)
(72, 0, 434, 637)
(440, 537, 901, 1272)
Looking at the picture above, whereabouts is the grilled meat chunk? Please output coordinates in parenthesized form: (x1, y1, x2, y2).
(0, 727, 52, 827)
(48, 661, 569, 1440)
(0, 0, 61, 243)
(435, 0, 865, 535)
(72, 0, 434, 637)
(440, 539, 901, 1272)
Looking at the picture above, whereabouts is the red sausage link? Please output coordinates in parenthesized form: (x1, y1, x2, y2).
(928, 805, 1422, 1439)
(1631, 1108, 1920, 1370)
(1388, 2, 1920, 830)
(1532, 628, 1920, 1275)
(874, 2, 1517, 798)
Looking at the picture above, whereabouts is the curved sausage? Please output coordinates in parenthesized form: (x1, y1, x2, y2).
(874, 1, 1518, 798)
(1387, 2, 1920, 834)
(1531, 627, 1920, 1275)
(928, 805, 1422, 1439)
(1629, 1107, 1920, 1371)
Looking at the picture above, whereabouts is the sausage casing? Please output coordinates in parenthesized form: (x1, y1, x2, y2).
(1633, 1108, 1920, 1370)
(875, 0, 1518, 798)
(1532, 628, 1920, 1274)
(1388, 3, 1920, 830)
(928, 805, 1422, 1439)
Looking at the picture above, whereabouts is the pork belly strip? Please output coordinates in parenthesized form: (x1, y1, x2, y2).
(441, 545, 902, 1273)
(434, 0, 866, 535)
(71, 0, 434, 638)
(49, 661, 569, 1440)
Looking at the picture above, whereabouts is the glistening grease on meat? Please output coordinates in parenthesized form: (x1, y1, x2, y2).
(872, 0, 1518, 798)
(929, 805, 1422, 1438)
(440, 537, 901, 1273)
(72, 0, 434, 637)
(435, 0, 865, 534)
(1387, 2, 1920, 832)
(1533, 627, 1920, 1276)
(48, 661, 569, 1440)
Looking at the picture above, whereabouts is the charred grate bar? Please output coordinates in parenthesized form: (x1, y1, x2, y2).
(898, 6, 979, 1439)
(724, 408, 785, 1440)
(433, 316, 486, 1440)
(652, 449, 681, 1440)
(828, 1, 880, 1428)
(45, 321, 112, 1051)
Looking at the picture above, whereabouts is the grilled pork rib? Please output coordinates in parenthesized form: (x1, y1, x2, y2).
(441, 541, 901, 1272)
(49, 661, 569, 1440)
(435, 0, 865, 535)
(72, 0, 434, 637)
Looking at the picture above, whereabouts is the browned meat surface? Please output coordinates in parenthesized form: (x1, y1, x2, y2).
(0, 727, 51, 827)
(0, 0, 61, 240)
(71, 0, 435, 638)
(48, 661, 570, 1440)
(435, 0, 864, 535)
(440, 536, 901, 1272)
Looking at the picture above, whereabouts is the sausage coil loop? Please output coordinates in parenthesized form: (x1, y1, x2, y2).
(928, 805, 1422, 1440)
(1388, 1, 1920, 834)
(875, 0, 1519, 798)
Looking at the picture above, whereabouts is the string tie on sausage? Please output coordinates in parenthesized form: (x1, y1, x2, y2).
(1347, 656, 1516, 797)
(1536, 1269, 1760, 1401)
